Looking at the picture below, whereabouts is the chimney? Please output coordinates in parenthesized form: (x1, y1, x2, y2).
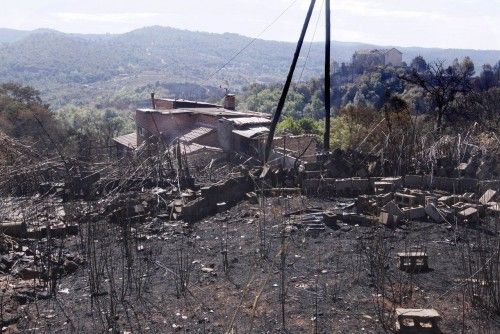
(224, 94, 236, 110)
(150, 93, 156, 109)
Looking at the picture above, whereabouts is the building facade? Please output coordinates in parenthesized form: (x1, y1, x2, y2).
(352, 48, 403, 68)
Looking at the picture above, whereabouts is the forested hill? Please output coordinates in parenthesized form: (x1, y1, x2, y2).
(1, 26, 499, 89)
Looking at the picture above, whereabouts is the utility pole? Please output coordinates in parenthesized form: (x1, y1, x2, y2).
(263, 0, 317, 167)
(323, 0, 331, 150)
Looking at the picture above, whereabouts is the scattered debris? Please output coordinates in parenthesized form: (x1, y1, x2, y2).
(397, 248, 429, 272)
(395, 308, 441, 333)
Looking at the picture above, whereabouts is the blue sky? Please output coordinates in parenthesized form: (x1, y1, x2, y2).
(1, 0, 499, 49)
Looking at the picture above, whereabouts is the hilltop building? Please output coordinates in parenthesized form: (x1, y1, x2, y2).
(353, 48, 403, 67)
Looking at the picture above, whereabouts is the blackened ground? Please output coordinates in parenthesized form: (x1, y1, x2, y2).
(7, 195, 500, 333)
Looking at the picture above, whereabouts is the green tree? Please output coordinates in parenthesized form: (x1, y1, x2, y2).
(0, 83, 64, 146)
(57, 106, 133, 157)
(277, 116, 322, 136)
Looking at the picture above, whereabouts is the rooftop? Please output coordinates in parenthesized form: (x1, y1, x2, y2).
(177, 142, 223, 155)
(355, 48, 401, 55)
(137, 107, 269, 118)
(112, 132, 137, 149)
(226, 117, 271, 127)
(232, 126, 269, 139)
(178, 126, 215, 143)
(155, 98, 222, 109)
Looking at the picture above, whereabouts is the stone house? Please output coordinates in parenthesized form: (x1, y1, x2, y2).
(114, 95, 271, 157)
(353, 48, 403, 68)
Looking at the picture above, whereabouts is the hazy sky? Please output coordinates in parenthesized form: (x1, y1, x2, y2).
(1, 0, 499, 49)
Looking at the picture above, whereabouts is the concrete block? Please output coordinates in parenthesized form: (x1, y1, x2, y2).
(486, 202, 500, 216)
(438, 195, 463, 206)
(425, 196, 438, 206)
(404, 175, 423, 188)
(375, 192, 393, 206)
(379, 211, 400, 226)
(322, 212, 337, 226)
(374, 181, 393, 194)
(351, 178, 371, 193)
(381, 177, 403, 189)
(425, 203, 446, 223)
(0, 221, 27, 238)
(479, 189, 497, 205)
(302, 178, 335, 194)
(394, 192, 418, 207)
(345, 214, 377, 225)
(451, 202, 485, 217)
(451, 202, 469, 213)
(462, 192, 476, 203)
(458, 207, 479, 223)
(401, 206, 426, 220)
(382, 201, 404, 217)
(334, 178, 370, 195)
(407, 189, 427, 205)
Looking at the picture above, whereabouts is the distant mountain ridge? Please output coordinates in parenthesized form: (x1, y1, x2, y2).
(0, 26, 498, 90)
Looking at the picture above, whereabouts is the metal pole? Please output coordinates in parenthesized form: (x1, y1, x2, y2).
(263, 0, 317, 167)
(323, 0, 331, 150)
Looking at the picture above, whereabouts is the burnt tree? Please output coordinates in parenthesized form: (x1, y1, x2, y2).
(401, 58, 474, 132)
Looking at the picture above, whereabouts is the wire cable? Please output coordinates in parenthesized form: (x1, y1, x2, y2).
(297, 0, 324, 82)
(205, 0, 299, 84)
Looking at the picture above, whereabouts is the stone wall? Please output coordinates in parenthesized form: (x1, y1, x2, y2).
(303, 175, 499, 197)
(182, 175, 253, 222)
(404, 175, 493, 193)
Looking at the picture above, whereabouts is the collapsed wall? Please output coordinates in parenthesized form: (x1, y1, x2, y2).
(182, 174, 253, 222)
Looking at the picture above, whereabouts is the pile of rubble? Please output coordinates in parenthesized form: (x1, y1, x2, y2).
(302, 173, 499, 227)
(0, 127, 499, 332)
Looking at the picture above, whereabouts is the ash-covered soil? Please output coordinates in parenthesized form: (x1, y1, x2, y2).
(3, 195, 498, 333)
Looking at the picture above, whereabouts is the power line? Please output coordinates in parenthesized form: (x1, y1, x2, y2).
(205, 0, 299, 84)
(297, 0, 324, 82)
